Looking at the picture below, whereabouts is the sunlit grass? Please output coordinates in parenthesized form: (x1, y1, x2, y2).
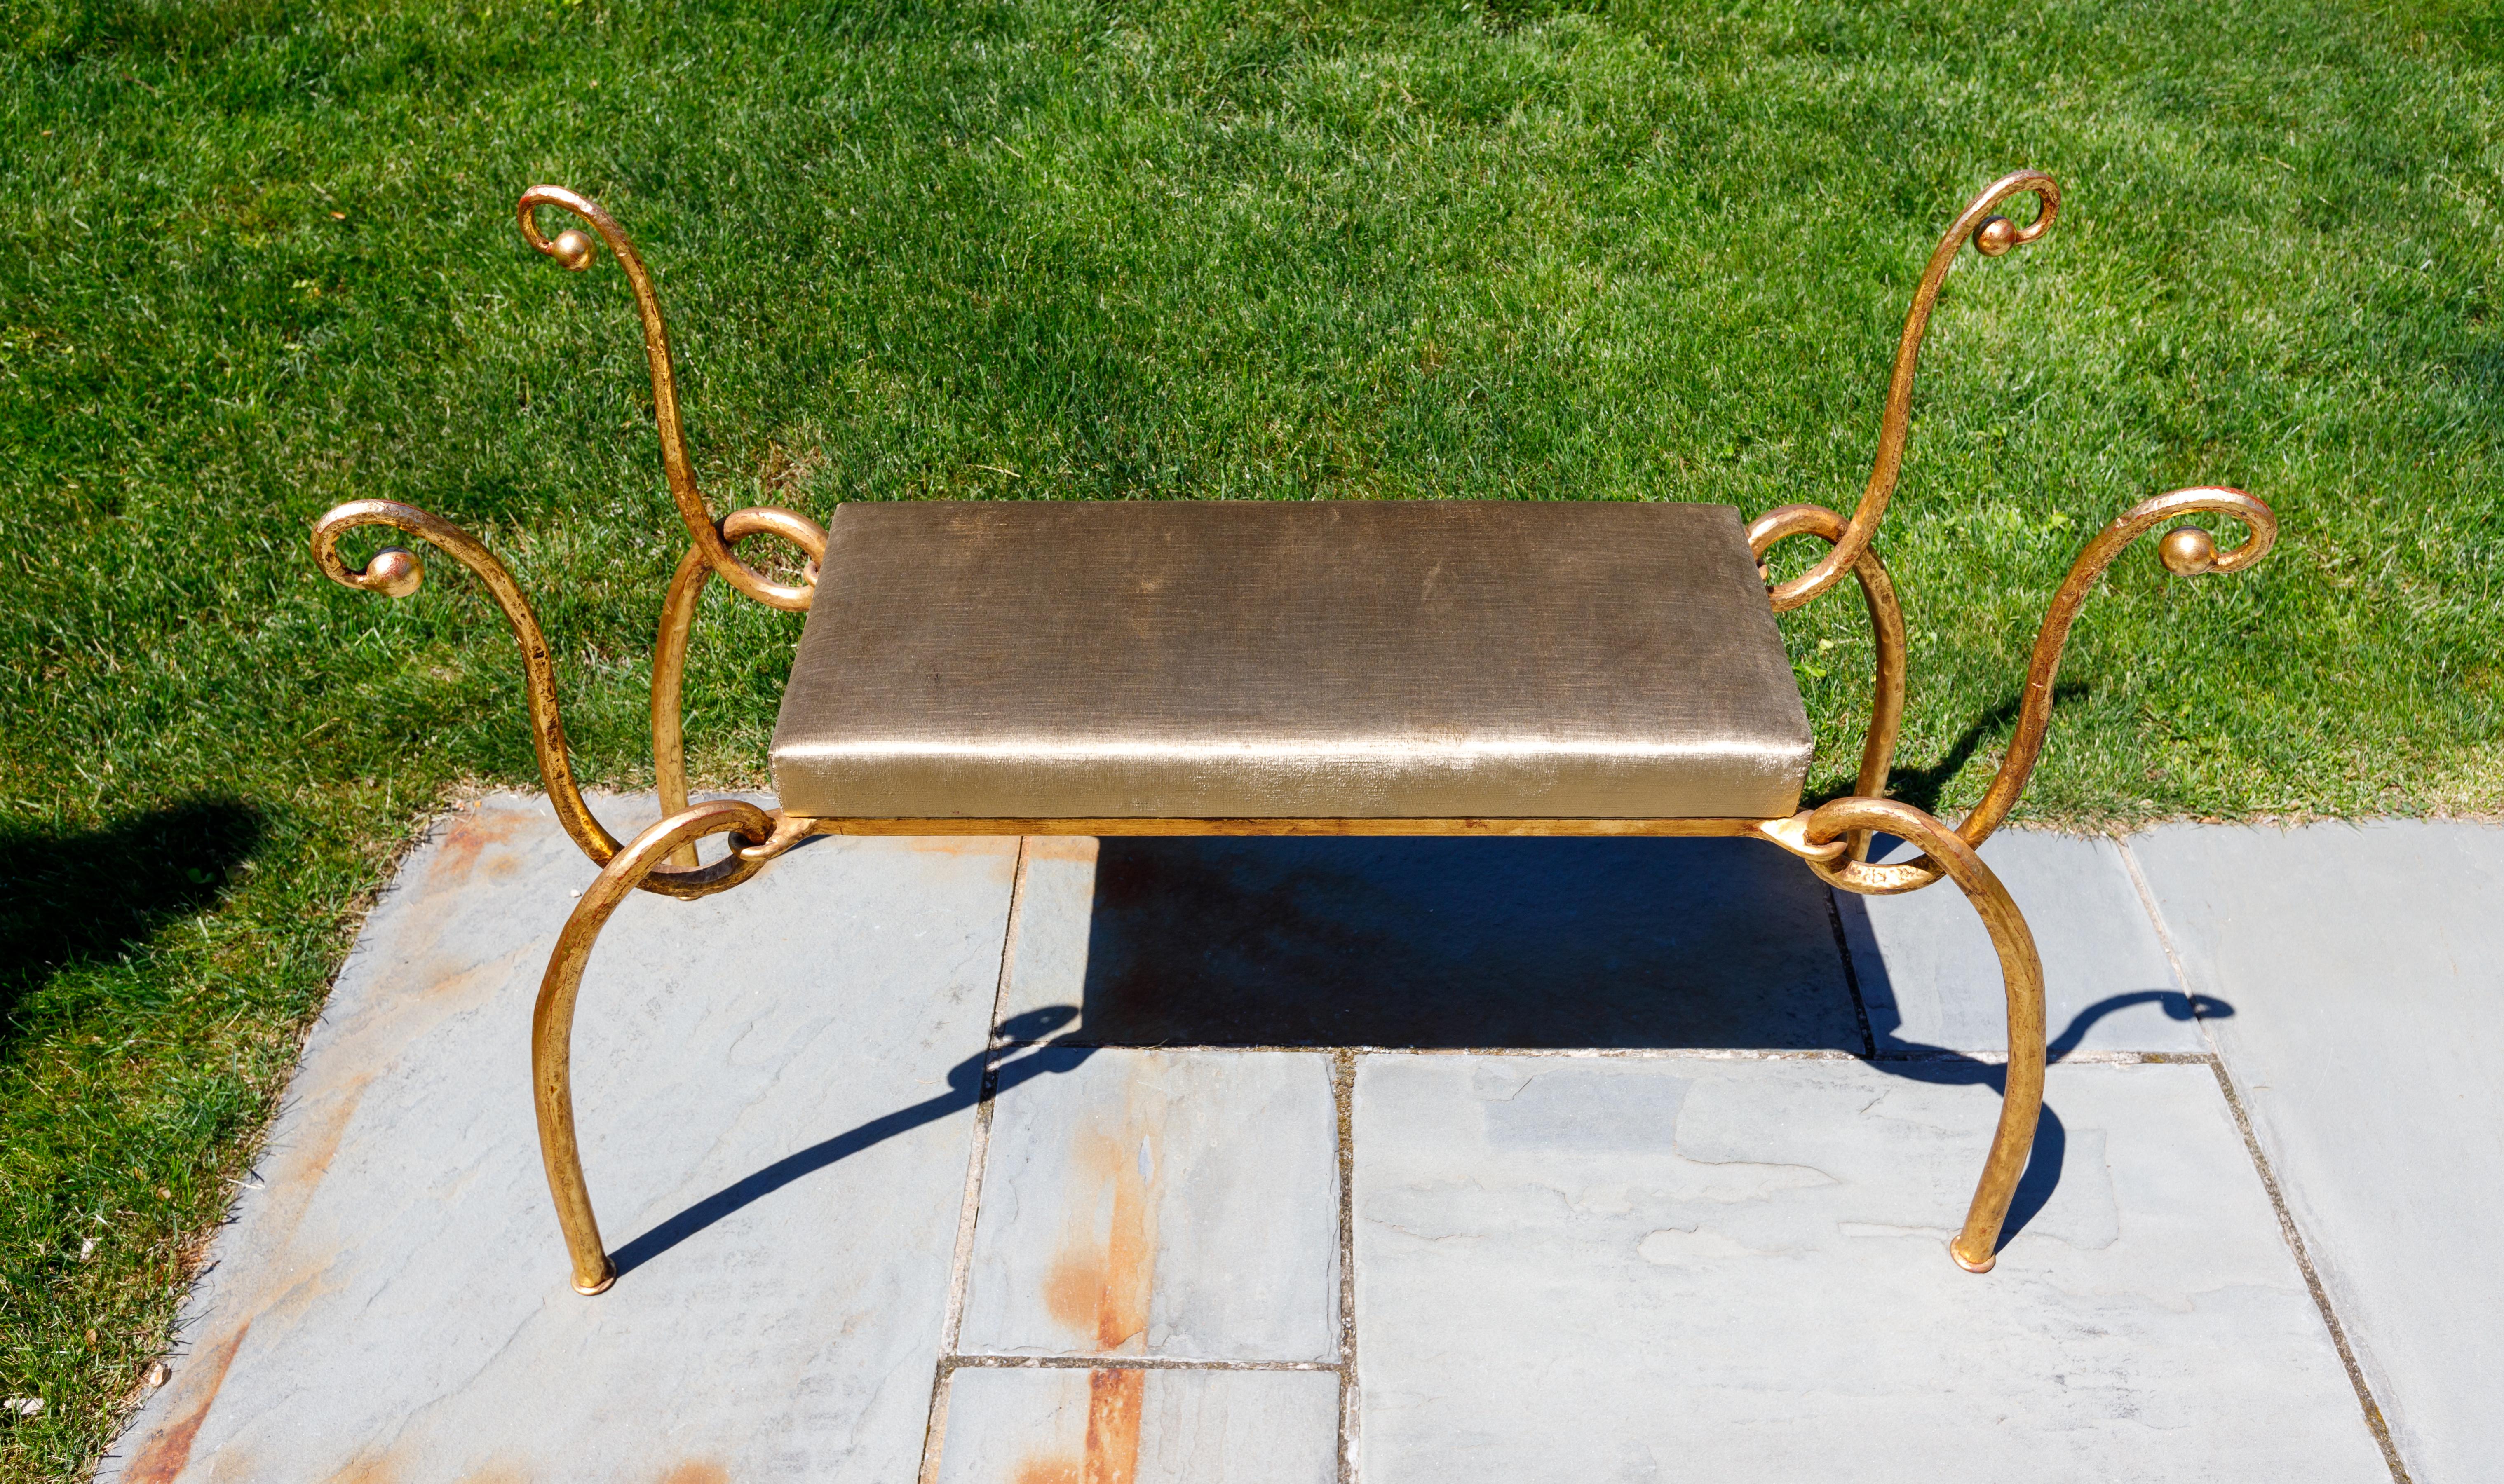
(5, 0, 2504, 1472)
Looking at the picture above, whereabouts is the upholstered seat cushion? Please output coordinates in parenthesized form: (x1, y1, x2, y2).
(769, 501, 1812, 820)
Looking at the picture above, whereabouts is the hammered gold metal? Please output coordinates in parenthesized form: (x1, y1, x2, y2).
(516, 185, 815, 613)
(1749, 501, 1907, 860)
(1813, 486, 2277, 896)
(653, 506, 828, 867)
(1760, 169, 2059, 613)
(314, 173, 2280, 1294)
(532, 798, 793, 1294)
(1964, 485, 2273, 842)
(1806, 796, 2046, 1273)
(309, 499, 800, 900)
(313, 499, 627, 870)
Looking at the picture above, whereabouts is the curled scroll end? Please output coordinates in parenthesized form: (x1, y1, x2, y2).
(1968, 170, 2059, 256)
(362, 547, 427, 597)
(2158, 526, 2217, 576)
(2146, 486, 2276, 576)
(311, 503, 429, 597)
(516, 185, 603, 270)
(549, 229, 596, 272)
(2209, 495, 2277, 575)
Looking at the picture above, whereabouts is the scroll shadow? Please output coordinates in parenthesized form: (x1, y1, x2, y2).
(1808, 680, 2089, 815)
(1842, 886, 2237, 1252)
(607, 1007, 1091, 1282)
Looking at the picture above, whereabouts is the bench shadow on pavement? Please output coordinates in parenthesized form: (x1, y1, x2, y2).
(1060, 835, 2232, 1255)
(615, 835, 2232, 1275)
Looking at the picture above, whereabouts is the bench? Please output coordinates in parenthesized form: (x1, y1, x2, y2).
(312, 171, 2276, 1297)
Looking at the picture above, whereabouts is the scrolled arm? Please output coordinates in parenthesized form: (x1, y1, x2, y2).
(1960, 486, 2274, 842)
(1762, 169, 2060, 613)
(1801, 485, 2276, 896)
(314, 498, 626, 869)
(516, 185, 812, 613)
(311, 498, 800, 899)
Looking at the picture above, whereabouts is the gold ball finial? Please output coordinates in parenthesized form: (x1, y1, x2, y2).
(551, 229, 597, 272)
(1973, 215, 2018, 257)
(2158, 526, 2217, 576)
(365, 546, 425, 598)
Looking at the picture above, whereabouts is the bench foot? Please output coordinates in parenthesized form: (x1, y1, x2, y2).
(530, 799, 795, 1296)
(1805, 796, 2046, 1273)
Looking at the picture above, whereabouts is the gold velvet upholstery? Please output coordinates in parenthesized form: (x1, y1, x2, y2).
(769, 501, 1812, 820)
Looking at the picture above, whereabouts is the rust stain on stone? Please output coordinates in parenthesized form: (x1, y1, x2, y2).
(655, 1463, 729, 1484)
(427, 807, 527, 891)
(332, 1454, 398, 1484)
(1083, 1368, 1145, 1484)
(1025, 836, 1100, 865)
(1042, 1110, 1159, 1353)
(237, 1069, 376, 1275)
(899, 835, 1021, 859)
(120, 1322, 249, 1484)
(414, 942, 531, 1004)
(282, 1071, 376, 1182)
(1014, 1367, 1143, 1484)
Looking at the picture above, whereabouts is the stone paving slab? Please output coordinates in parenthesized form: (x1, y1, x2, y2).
(103, 795, 1017, 1483)
(105, 799, 2479, 1481)
(2133, 820, 2504, 1484)
(1835, 832, 2209, 1056)
(1352, 1054, 2389, 1482)
(995, 835, 1861, 1049)
(932, 1366, 1339, 1484)
(960, 1049, 1341, 1363)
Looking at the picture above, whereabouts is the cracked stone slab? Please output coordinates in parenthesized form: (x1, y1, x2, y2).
(1353, 1053, 2387, 1482)
(932, 1366, 1338, 1484)
(995, 835, 1860, 1049)
(959, 1048, 1340, 1363)
(2133, 819, 2504, 1484)
(101, 794, 1016, 1483)
(1833, 830, 2206, 1056)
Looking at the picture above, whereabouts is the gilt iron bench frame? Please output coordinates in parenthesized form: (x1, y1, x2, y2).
(311, 170, 2276, 1296)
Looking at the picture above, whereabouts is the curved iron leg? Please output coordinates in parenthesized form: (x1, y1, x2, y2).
(532, 799, 774, 1295)
(1807, 796, 2046, 1272)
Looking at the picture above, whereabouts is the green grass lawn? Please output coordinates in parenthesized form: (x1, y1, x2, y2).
(5, 0, 2504, 1471)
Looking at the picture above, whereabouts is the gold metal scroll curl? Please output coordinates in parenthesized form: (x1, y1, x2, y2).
(652, 504, 828, 866)
(1750, 500, 1907, 863)
(1808, 486, 2276, 898)
(514, 185, 814, 613)
(310, 498, 791, 900)
(1765, 169, 2060, 614)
